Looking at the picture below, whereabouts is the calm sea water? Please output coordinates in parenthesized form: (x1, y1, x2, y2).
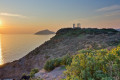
(0, 34, 55, 65)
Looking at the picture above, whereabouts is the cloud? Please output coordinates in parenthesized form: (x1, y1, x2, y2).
(0, 12, 28, 18)
(97, 5, 120, 12)
(105, 10, 120, 16)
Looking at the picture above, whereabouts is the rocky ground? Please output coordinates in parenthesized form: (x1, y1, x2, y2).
(35, 66, 66, 80)
(0, 28, 120, 79)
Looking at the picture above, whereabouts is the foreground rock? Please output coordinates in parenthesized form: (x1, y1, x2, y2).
(0, 28, 120, 79)
(35, 66, 66, 80)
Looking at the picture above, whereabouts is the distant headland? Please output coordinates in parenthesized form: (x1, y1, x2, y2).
(35, 29, 55, 35)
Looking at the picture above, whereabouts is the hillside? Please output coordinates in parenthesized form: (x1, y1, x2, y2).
(35, 29, 55, 35)
(0, 28, 120, 79)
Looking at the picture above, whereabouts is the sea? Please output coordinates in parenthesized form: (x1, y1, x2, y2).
(0, 34, 55, 65)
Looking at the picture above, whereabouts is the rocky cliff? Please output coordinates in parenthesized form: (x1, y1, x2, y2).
(0, 28, 120, 79)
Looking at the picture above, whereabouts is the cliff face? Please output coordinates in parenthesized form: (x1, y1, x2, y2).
(0, 28, 120, 79)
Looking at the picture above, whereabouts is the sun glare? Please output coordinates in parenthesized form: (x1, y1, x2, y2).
(0, 35, 3, 65)
(0, 20, 2, 26)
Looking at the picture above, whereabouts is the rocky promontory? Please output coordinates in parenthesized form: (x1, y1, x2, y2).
(0, 28, 120, 79)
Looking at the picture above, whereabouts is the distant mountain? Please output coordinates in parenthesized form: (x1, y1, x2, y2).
(116, 29, 120, 31)
(35, 29, 55, 35)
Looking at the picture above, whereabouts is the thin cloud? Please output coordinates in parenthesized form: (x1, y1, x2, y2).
(0, 12, 28, 18)
(97, 5, 120, 12)
(105, 10, 120, 16)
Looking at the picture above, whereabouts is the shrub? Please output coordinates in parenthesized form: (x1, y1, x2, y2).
(44, 58, 58, 71)
(64, 47, 120, 80)
(61, 54, 72, 66)
(30, 68, 39, 78)
(44, 54, 72, 71)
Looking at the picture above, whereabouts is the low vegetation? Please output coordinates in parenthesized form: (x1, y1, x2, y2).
(56, 28, 118, 38)
(44, 54, 72, 71)
(21, 68, 41, 80)
(64, 46, 120, 80)
(43, 45, 120, 80)
(30, 68, 39, 78)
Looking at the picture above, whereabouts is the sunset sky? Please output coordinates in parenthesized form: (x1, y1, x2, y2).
(0, 0, 120, 33)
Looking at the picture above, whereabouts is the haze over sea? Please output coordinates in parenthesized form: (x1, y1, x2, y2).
(0, 34, 54, 65)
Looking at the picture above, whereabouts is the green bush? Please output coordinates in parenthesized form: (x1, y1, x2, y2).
(30, 68, 39, 78)
(44, 54, 72, 71)
(44, 58, 58, 71)
(61, 54, 72, 66)
(64, 47, 120, 80)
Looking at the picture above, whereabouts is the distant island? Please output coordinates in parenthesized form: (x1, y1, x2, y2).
(116, 29, 120, 31)
(35, 29, 55, 35)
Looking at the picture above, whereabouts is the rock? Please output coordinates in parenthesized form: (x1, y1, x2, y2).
(35, 66, 66, 80)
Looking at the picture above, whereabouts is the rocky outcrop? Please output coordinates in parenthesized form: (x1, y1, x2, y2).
(0, 28, 120, 79)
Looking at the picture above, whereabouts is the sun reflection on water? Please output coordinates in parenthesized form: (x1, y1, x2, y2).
(0, 34, 3, 65)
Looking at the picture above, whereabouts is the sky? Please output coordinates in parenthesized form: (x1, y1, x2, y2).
(0, 0, 120, 33)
